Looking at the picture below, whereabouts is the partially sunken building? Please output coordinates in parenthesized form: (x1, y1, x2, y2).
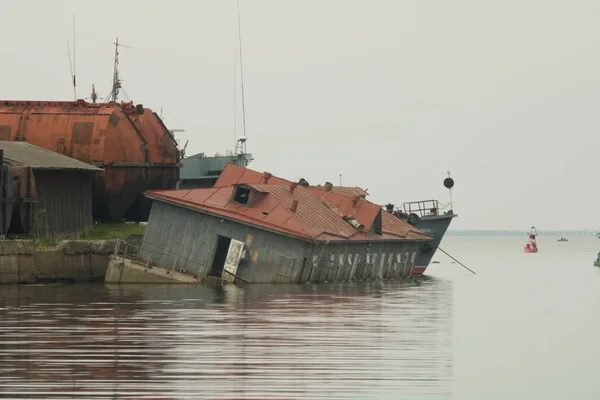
(138, 166, 432, 284)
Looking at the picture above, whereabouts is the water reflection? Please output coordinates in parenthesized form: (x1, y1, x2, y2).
(0, 280, 452, 399)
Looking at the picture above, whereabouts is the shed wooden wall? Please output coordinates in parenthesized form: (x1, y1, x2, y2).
(33, 170, 93, 238)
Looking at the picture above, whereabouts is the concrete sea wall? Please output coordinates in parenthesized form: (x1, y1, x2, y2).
(0, 240, 116, 284)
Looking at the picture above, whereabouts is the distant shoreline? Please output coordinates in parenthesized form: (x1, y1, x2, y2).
(447, 230, 599, 237)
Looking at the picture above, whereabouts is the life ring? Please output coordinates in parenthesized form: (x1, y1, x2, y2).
(420, 243, 432, 254)
(407, 213, 420, 225)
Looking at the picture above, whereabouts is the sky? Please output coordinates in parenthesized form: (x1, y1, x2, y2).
(2, 0, 600, 230)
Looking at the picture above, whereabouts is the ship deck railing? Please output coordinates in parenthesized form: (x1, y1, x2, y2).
(113, 238, 208, 279)
(402, 199, 441, 217)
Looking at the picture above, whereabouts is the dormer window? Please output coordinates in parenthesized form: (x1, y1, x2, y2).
(369, 209, 383, 235)
(233, 186, 251, 205)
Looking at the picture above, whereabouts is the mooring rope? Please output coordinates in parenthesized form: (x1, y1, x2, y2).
(438, 247, 476, 275)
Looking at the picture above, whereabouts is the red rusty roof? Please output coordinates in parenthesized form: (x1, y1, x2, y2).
(308, 185, 368, 198)
(214, 164, 290, 187)
(146, 182, 430, 243)
(309, 189, 381, 230)
(214, 163, 369, 197)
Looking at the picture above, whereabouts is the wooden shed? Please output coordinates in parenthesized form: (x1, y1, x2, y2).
(0, 141, 102, 238)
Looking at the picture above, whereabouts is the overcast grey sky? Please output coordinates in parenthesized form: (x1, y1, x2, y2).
(2, 0, 599, 230)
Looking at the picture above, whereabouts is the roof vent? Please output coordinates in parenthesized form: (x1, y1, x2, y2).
(324, 182, 333, 192)
(290, 200, 299, 212)
(352, 195, 361, 207)
(343, 216, 364, 230)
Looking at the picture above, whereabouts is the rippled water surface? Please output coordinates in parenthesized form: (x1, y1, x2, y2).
(1, 236, 600, 399)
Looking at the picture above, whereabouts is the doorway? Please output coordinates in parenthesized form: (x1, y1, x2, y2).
(210, 235, 232, 277)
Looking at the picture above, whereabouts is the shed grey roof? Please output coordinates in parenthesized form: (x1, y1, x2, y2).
(0, 141, 102, 171)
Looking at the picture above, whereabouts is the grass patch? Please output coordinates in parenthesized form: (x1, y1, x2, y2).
(33, 237, 60, 250)
(4, 234, 60, 250)
(4, 223, 146, 248)
(84, 223, 147, 240)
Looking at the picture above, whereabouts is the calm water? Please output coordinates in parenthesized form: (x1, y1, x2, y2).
(1, 236, 599, 399)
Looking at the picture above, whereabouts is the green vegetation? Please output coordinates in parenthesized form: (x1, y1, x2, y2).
(8, 223, 146, 250)
(84, 223, 147, 240)
(33, 237, 60, 250)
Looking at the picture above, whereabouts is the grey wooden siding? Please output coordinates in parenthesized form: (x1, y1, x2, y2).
(33, 170, 93, 238)
(140, 200, 312, 281)
(140, 200, 420, 284)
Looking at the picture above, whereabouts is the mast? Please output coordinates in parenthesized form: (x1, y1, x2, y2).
(107, 37, 130, 103)
(444, 171, 455, 212)
(109, 37, 121, 102)
(233, 0, 249, 159)
(73, 15, 76, 100)
(67, 41, 75, 100)
(90, 84, 98, 103)
(237, 0, 247, 142)
(66, 15, 77, 100)
(234, 49, 237, 150)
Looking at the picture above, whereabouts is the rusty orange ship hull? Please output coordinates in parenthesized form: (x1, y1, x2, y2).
(0, 100, 180, 222)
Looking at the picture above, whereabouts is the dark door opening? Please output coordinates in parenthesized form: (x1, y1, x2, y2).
(210, 235, 232, 277)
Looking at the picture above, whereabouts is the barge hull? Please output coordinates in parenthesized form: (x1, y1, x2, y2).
(410, 213, 455, 276)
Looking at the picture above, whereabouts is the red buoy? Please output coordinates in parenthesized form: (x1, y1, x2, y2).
(524, 226, 538, 253)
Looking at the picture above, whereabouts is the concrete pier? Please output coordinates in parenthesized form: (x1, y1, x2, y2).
(0, 240, 116, 284)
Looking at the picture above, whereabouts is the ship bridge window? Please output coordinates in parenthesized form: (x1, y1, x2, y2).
(233, 186, 252, 205)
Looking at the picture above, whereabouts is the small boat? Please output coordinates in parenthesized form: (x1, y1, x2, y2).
(594, 252, 600, 267)
(557, 237, 568, 242)
(524, 226, 539, 253)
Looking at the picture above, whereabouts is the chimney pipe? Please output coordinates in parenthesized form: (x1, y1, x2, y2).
(298, 178, 309, 187)
(352, 195, 360, 207)
(262, 172, 272, 184)
(289, 182, 298, 193)
(290, 200, 299, 212)
(385, 203, 394, 213)
(324, 181, 333, 192)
